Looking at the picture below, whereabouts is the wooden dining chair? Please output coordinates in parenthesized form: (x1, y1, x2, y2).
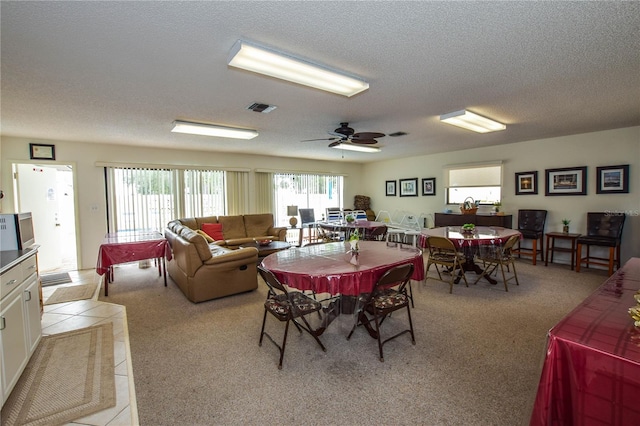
(363, 225, 388, 241)
(257, 265, 326, 369)
(576, 212, 626, 276)
(347, 263, 415, 362)
(474, 234, 520, 291)
(425, 236, 468, 293)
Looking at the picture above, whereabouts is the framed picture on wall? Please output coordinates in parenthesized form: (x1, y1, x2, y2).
(422, 178, 436, 196)
(545, 166, 587, 196)
(596, 164, 629, 194)
(385, 180, 397, 196)
(29, 143, 56, 160)
(515, 171, 538, 195)
(399, 178, 418, 197)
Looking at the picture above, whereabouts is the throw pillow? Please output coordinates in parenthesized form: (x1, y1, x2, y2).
(201, 223, 224, 241)
(196, 229, 214, 243)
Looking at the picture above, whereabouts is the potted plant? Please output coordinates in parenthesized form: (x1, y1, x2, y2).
(562, 218, 571, 233)
(348, 230, 360, 252)
(345, 213, 355, 223)
(492, 201, 502, 215)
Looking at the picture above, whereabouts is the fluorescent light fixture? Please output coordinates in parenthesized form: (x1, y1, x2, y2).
(331, 143, 381, 153)
(228, 40, 369, 97)
(171, 120, 258, 140)
(439, 110, 506, 133)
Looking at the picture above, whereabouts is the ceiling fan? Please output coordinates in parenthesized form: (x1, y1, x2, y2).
(301, 122, 385, 147)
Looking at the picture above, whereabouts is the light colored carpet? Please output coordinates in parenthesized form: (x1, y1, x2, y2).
(39, 272, 72, 287)
(44, 283, 97, 305)
(1, 323, 116, 426)
(99, 259, 609, 425)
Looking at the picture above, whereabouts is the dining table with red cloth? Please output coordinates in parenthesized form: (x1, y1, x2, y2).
(419, 226, 521, 284)
(96, 231, 172, 296)
(529, 257, 640, 426)
(260, 240, 424, 297)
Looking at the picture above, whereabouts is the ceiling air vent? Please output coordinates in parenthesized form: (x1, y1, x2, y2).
(246, 102, 277, 113)
(389, 131, 408, 137)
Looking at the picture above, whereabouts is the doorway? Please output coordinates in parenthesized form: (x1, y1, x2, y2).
(13, 162, 78, 273)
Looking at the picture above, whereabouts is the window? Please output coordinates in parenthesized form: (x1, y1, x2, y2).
(106, 167, 227, 233)
(273, 173, 343, 227)
(444, 163, 502, 205)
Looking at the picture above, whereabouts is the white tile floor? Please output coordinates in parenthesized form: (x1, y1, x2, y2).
(41, 270, 138, 426)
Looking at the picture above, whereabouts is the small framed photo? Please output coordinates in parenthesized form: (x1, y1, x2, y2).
(399, 178, 418, 197)
(545, 166, 587, 196)
(29, 143, 56, 160)
(385, 180, 397, 196)
(596, 164, 629, 194)
(515, 171, 538, 195)
(422, 177, 436, 196)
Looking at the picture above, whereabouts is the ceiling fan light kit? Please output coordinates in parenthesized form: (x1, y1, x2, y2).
(171, 120, 258, 140)
(439, 109, 506, 133)
(228, 40, 369, 97)
(331, 143, 380, 153)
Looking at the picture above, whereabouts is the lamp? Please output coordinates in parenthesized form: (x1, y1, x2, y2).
(331, 143, 381, 153)
(287, 206, 299, 228)
(171, 120, 258, 140)
(439, 110, 506, 133)
(228, 40, 369, 97)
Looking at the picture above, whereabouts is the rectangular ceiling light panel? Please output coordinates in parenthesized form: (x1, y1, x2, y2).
(331, 143, 380, 153)
(171, 120, 258, 140)
(228, 40, 369, 97)
(439, 110, 506, 133)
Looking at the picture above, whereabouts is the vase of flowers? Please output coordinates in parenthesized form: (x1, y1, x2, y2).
(349, 230, 360, 252)
(562, 218, 571, 233)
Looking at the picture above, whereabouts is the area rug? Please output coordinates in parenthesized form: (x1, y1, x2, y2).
(39, 272, 72, 287)
(0, 323, 116, 426)
(44, 283, 97, 305)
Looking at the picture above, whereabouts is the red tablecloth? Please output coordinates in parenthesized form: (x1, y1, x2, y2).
(96, 231, 172, 275)
(530, 257, 640, 426)
(260, 240, 424, 296)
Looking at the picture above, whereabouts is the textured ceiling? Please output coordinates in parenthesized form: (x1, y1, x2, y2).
(1, 1, 639, 163)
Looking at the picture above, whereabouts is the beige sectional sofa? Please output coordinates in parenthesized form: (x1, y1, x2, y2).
(164, 214, 287, 303)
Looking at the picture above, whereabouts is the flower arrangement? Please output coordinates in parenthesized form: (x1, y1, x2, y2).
(349, 230, 360, 253)
(629, 291, 640, 329)
(562, 218, 571, 233)
(345, 214, 355, 223)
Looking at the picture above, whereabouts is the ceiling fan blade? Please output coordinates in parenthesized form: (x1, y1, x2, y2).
(353, 132, 385, 139)
(351, 138, 378, 145)
(301, 137, 339, 142)
(328, 141, 342, 148)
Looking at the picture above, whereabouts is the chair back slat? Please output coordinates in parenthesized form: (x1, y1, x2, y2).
(375, 263, 414, 292)
(257, 265, 287, 294)
(427, 235, 456, 251)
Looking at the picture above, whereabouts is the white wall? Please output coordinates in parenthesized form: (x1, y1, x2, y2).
(1, 137, 363, 269)
(362, 126, 640, 264)
(2, 126, 638, 270)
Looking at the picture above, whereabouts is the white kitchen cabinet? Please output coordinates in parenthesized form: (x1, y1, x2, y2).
(0, 249, 40, 407)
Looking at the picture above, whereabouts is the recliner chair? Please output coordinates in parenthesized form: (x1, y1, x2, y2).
(513, 209, 547, 265)
(576, 212, 626, 276)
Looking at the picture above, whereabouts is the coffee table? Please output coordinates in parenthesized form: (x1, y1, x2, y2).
(241, 240, 291, 259)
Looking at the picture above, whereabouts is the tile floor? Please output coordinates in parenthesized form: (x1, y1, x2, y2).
(40, 270, 138, 426)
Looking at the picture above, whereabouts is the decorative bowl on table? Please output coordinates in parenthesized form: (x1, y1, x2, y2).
(257, 239, 272, 246)
(461, 223, 475, 235)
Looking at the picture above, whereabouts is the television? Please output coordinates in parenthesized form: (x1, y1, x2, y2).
(0, 212, 36, 251)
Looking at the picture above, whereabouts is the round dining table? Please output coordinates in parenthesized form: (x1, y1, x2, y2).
(260, 240, 424, 296)
(420, 226, 521, 284)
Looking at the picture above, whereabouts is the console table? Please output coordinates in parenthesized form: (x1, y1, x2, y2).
(434, 213, 512, 228)
(545, 232, 581, 270)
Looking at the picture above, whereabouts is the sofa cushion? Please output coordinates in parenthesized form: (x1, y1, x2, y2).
(178, 227, 213, 262)
(202, 223, 225, 240)
(244, 213, 276, 238)
(218, 215, 247, 239)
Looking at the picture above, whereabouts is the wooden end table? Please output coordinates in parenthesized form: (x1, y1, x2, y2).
(545, 232, 581, 270)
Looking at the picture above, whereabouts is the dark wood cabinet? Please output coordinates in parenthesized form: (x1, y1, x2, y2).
(434, 213, 512, 228)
